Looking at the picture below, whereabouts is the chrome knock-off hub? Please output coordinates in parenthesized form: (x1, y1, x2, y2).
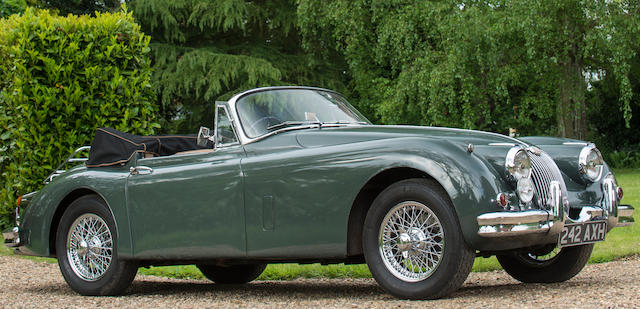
(397, 228, 428, 258)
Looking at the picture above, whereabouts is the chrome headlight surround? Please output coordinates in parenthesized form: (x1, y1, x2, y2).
(505, 146, 532, 180)
(579, 144, 603, 182)
(505, 146, 534, 204)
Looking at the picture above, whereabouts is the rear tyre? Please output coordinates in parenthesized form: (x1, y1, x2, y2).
(197, 264, 267, 284)
(497, 244, 593, 283)
(56, 195, 138, 295)
(363, 179, 475, 300)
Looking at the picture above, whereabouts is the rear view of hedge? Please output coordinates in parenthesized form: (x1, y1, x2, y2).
(0, 8, 159, 229)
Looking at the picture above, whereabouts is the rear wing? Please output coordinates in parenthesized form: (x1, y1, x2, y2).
(44, 146, 91, 184)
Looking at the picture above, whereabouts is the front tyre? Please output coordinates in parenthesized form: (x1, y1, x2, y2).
(497, 244, 593, 283)
(363, 179, 475, 300)
(197, 264, 267, 284)
(56, 195, 138, 296)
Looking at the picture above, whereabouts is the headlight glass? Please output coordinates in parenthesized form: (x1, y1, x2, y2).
(579, 145, 603, 182)
(517, 178, 535, 203)
(506, 147, 532, 180)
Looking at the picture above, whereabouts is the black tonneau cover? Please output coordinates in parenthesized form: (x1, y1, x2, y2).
(86, 128, 209, 167)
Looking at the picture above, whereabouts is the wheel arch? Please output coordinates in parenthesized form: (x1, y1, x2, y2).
(346, 167, 452, 256)
(48, 188, 113, 257)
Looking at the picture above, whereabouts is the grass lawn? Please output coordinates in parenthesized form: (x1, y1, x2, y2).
(2, 168, 639, 280)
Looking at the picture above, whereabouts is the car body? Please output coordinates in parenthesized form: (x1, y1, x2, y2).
(3, 86, 635, 299)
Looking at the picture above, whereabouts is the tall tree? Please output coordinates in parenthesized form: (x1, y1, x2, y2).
(298, 0, 640, 138)
(509, 1, 639, 138)
(130, 0, 348, 133)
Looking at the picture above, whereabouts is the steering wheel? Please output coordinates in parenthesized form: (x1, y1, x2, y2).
(248, 116, 282, 136)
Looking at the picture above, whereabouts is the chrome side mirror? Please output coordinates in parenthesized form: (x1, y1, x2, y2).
(197, 126, 214, 147)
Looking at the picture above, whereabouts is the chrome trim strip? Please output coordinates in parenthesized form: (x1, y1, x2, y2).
(214, 102, 242, 148)
(549, 181, 561, 217)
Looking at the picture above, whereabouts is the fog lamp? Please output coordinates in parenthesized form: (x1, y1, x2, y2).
(517, 178, 535, 203)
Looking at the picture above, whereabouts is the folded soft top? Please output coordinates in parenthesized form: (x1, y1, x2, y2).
(86, 128, 210, 167)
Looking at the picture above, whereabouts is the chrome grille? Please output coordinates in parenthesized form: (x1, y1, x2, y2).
(529, 150, 565, 209)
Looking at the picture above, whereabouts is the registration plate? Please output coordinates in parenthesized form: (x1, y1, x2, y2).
(559, 221, 607, 247)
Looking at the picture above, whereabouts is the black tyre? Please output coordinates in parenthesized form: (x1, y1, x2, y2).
(197, 264, 267, 284)
(363, 179, 475, 300)
(56, 195, 138, 296)
(497, 244, 593, 283)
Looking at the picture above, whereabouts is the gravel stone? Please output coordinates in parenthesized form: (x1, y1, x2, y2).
(0, 255, 638, 308)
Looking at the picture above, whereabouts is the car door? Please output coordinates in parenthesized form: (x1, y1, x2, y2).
(241, 133, 370, 259)
(126, 103, 246, 259)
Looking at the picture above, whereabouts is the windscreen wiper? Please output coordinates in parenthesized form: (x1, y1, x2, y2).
(266, 121, 321, 131)
(321, 121, 369, 125)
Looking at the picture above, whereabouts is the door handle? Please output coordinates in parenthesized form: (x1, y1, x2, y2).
(130, 166, 153, 175)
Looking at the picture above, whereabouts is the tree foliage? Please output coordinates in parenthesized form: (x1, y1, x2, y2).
(588, 53, 640, 152)
(130, 0, 348, 133)
(0, 8, 158, 228)
(298, 0, 640, 138)
(0, 0, 26, 17)
(42, 0, 121, 16)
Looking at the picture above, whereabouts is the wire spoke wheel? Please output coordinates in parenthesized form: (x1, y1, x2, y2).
(66, 213, 113, 281)
(378, 201, 445, 282)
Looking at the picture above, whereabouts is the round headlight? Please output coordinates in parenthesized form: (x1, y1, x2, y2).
(517, 178, 535, 203)
(505, 147, 532, 180)
(579, 145, 603, 182)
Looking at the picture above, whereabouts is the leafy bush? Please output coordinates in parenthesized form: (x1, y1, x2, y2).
(0, 8, 159, 229)
(604, 147, 640, 169)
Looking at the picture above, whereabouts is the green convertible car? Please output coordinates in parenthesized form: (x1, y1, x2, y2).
(3, 86, 635, 299)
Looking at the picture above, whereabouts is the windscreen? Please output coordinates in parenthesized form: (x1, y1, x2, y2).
(236, 89, 370, 138)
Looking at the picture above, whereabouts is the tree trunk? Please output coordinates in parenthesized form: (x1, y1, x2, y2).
(557, 52, 587, 139)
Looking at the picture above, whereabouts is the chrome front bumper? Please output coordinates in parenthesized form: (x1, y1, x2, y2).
(477, 205, 634, 237)
(617, 205, 635, 227)
(477, 180, 634, 237)
(477, 210, 560, 236)
(3, 226, 20, 247)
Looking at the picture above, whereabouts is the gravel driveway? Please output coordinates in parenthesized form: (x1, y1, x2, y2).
(1, 254, 638, 308)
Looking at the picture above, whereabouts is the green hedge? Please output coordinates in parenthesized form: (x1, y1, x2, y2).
(0, 8, 159, 229)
